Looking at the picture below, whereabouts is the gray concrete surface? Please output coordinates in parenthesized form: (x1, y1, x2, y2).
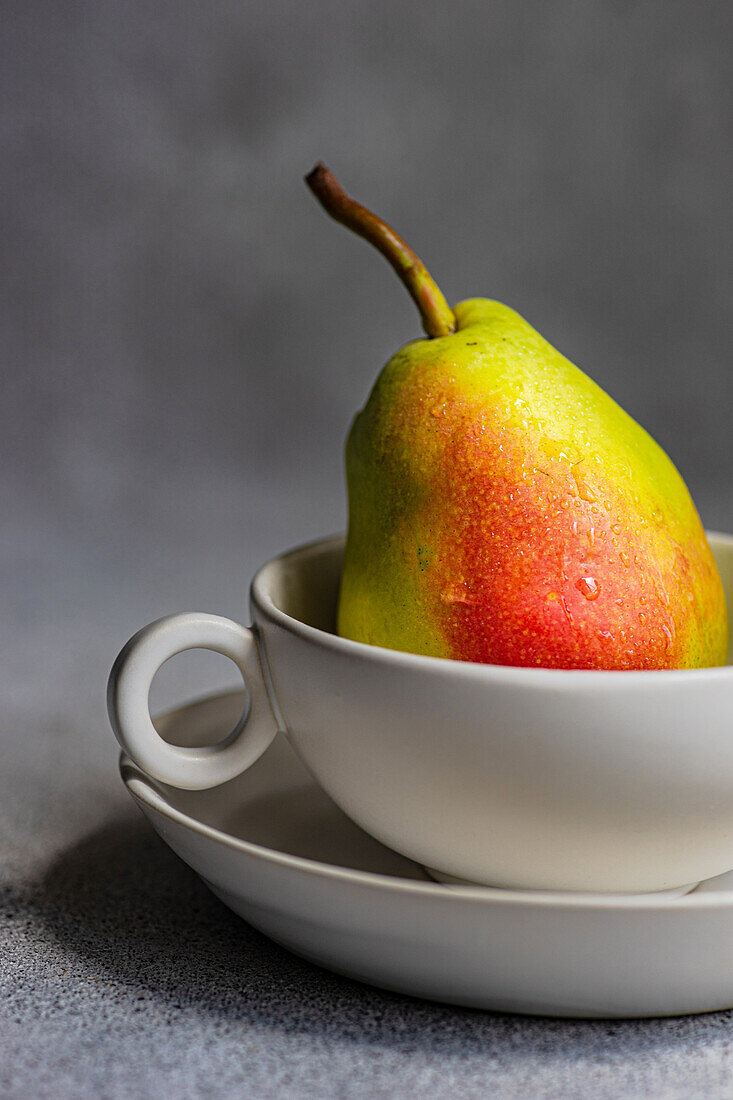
(4, 1, 733, 1095)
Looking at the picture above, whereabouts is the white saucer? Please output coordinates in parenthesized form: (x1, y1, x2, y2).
(120, 690, 733, 1018)
(423, 865, 700, 899)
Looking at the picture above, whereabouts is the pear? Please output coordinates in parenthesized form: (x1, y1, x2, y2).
(306, 165, 728, 670)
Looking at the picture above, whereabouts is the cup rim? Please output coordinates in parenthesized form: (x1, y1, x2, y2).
(250, 531, 733, 687)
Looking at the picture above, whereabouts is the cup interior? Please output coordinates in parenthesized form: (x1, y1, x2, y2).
(256, 535, 343, 633)
(255, 532, 733, 665)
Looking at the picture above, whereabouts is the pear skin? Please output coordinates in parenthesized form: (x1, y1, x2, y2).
(339, 299, 727, 669)
(306, 167, 728, 670)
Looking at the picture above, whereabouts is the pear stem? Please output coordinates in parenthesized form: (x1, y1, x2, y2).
(305, 163, 456, 339)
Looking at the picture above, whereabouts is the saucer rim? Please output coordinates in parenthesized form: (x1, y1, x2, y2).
(121, 691, 733, 912)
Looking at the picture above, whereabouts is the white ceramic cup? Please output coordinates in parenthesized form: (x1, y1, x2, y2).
(108, 532, 733, 893)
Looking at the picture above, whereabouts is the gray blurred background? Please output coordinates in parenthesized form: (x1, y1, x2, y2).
(4, 0, 733, 831)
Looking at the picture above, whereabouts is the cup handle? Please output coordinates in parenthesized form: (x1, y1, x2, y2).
(107, 612, 279, 790)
